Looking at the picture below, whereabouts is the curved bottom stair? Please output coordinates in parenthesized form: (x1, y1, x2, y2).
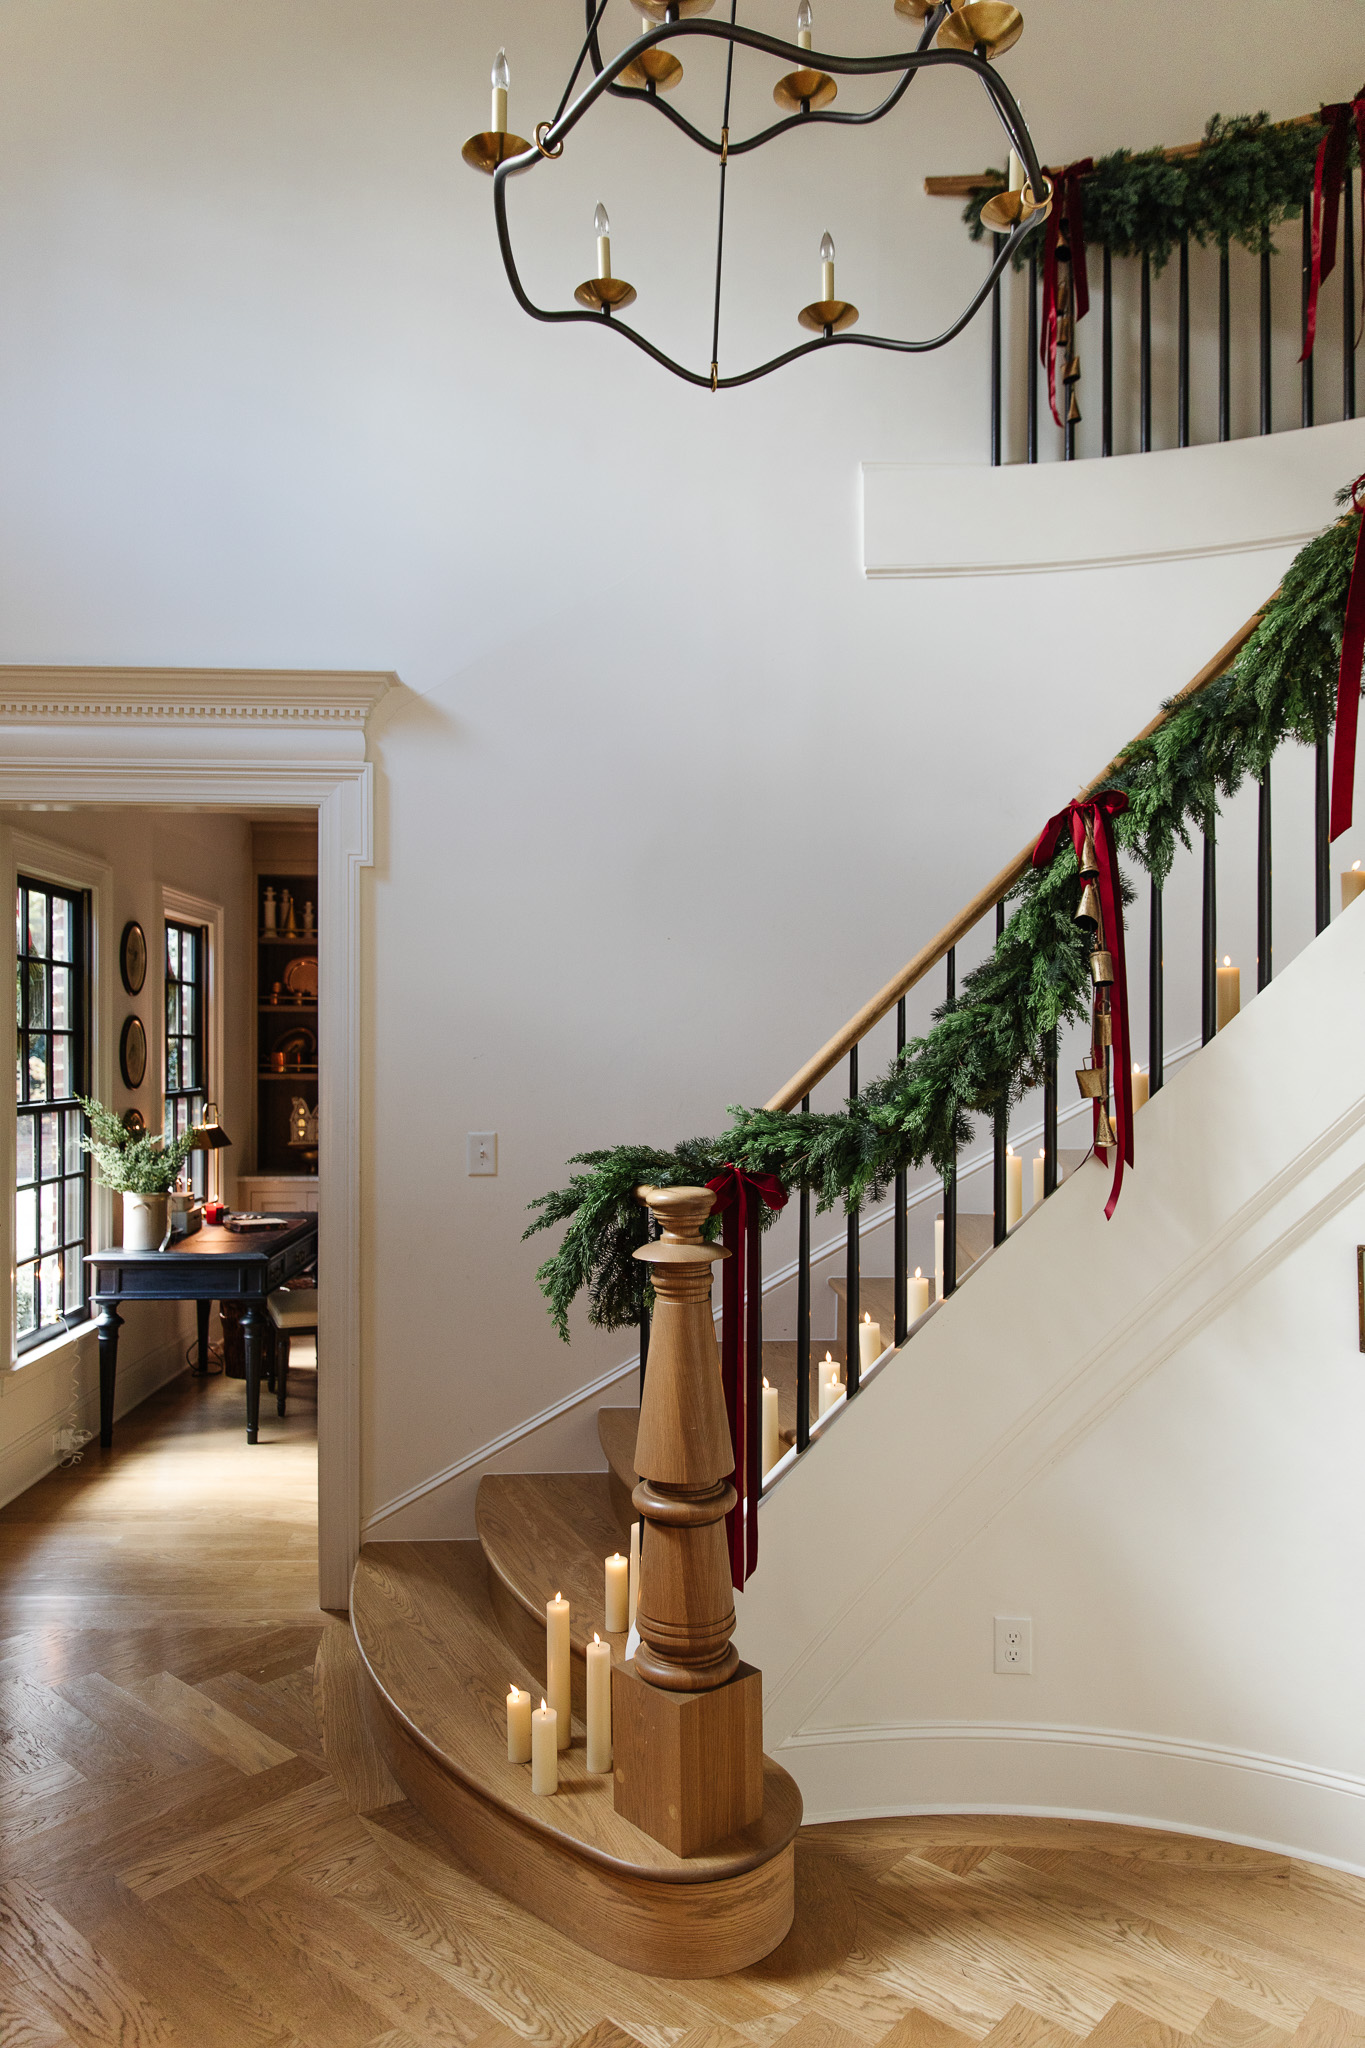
(350, 1485, 803, 1977)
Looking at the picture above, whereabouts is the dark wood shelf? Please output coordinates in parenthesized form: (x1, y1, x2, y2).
(258, 1003, 318, 1015)
(257, 867, 321, 1176)
(258, 1068, 318, 1080)
(258, 934, 317, 946)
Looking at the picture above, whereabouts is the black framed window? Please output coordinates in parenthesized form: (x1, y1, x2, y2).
(15, 878, 90, 1353)
(165, 920, 207, 1196)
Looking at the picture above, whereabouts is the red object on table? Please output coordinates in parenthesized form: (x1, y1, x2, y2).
(205, 1200, 226, 1225)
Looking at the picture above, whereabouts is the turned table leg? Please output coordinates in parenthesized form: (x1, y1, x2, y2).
(96, 1301, 123, 1448)
(242, 1303, 265, 1444)
(195, 1299, 211, 1376)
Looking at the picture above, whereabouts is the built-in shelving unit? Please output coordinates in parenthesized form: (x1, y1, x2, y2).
(249, 825, 319, 1196)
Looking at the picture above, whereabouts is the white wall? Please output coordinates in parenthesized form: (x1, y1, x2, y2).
(0, 809, 255, 1505)
(0, 0, 1361, 1540)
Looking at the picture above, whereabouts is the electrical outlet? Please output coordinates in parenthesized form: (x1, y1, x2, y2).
(53, 1425, 90, 1456)
(467, 1132, 498, 1176)
(994, 1615, 1033, 1674)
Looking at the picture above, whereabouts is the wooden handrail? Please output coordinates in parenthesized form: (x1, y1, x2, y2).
(763, 603, 1269, 1114)
(924, 112, 1320, 199)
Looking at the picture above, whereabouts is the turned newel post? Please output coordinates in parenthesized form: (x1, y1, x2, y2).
(630, 1184, 738, 1693)
(612, 1185, 765, 1857)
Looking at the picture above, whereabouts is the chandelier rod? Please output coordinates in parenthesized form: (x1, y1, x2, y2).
(708, 1, 740, 388)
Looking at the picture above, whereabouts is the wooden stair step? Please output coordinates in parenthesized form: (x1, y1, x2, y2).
(349, 1540, 801, 1976)
(596, 1407, 640, 1529)
(476, 1472, 630, 1703)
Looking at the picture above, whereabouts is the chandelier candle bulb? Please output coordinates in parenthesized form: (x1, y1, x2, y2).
(604, 1551, 628, 1633)
(1344, 861, 1365, 909)
(797, 0, 813, 49)
(907, 1266, 929, 1321)
(546, 1591, 571, 1750)
(531, 1698, 557, 1794)
(507, 1683, 532, 1764)
(761, 1377, 780, 1477)
(1132, 1063, 1150, 1110)
(594, 203, 611, 281)
(491, 49, 509, 134)
(585, 1633, 612, 1772)
(858, 1311, 882, 1375)
(1005, 1146, 1023, 1229)
(1216, 955, 1241, 1031)
(820, 230, 835, 304)
(627, 1521, 640, 1634)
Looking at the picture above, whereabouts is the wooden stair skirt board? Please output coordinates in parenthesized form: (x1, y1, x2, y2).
(351, 1539, 801, 1977)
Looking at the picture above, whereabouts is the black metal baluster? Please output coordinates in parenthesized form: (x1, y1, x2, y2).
(894, 998, 908, 1345)
(1140, 253, 1152, 453)
(1259, 244, 1272, 435)
(796, 1091, 811, 1454)
(845, 1044, 860, 1396)
(990, 232, 1003, 466)
(1302, 197, 1315, 429)
(1346, 169, 1357, 422)
(1178, 238, 1190, 447)
(1149, 879, 1164, 1094)
(1042, 1026, 1058, 1196)
(1027, 250, 1039, 465)
(1316, 736, 1331, 934)
(1218, 237, 1231, 442)
(1257, 767, 1272, 991)
(942, 947, 958, 1298)
(993, 902, 1007, 1246)
(1201, 814, 1217, 1045)
(1101, 245, 1113, 457)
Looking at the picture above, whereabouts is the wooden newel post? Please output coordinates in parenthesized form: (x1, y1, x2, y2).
(611, 1185, 765, 1857)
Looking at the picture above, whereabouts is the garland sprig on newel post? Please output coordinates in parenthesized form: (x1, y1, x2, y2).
(527, 496, 1362, 1342)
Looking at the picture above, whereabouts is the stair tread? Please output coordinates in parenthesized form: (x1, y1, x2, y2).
(477, 1472, 630, 1660)
(597, 1407, 640, 1494)
(351, 1538, 802, 1884)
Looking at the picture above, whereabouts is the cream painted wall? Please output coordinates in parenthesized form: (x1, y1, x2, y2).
(0, 1, 1362, 1539)
(0, 809, 255, 1505)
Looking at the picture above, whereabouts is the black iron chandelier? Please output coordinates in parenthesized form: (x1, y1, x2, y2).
(462, 0, 1050, 391)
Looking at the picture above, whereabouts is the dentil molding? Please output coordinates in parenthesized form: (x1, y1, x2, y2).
(0, 666, 393, 724)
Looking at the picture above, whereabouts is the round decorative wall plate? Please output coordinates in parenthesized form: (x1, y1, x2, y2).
(120, 921, 147, 995)
(282, 954, 319, 1001)
(119, 1015, 147, 1090)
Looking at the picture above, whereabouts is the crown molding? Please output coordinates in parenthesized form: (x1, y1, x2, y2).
(0, 666, 394, 725)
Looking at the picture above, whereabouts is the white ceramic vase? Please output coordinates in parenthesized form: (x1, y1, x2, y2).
(122, 1192, 169, 1251)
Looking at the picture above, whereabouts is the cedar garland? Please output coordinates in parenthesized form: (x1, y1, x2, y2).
(526, 496, 1361, 1342)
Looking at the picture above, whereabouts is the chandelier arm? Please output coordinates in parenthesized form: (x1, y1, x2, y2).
(554, 0, 615, 129)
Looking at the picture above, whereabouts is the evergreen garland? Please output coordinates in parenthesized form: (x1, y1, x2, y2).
(964, 110, 1340, 271)
(526, 496, 1360, 1341)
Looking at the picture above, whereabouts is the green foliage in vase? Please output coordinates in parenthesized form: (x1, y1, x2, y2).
(526, 498, 1361, 1340)
(78, 1097, 197, 1195)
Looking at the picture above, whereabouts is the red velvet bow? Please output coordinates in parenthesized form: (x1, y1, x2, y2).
(705, 1164, 788, 1589)
(1329, 473, 1365, 842)
(1032, 791, 1134, 1219)
(1040, 158, 1093, 429)
(1300, 93, 1365, 365)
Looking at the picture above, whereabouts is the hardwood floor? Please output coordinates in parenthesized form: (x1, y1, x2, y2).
(3, 1367, 1364, 2047)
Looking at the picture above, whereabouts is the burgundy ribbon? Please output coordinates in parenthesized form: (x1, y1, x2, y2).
(1329, 472, 1365, 842)
(705, 1164, 788, 1589)
(1040, 158, 1093, 429)
(1300, 93, 1365, 365)
(1031, 791, 1134, 1220)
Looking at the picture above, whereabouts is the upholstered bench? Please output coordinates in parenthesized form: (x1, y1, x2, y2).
(265, 1287, 317, 1415)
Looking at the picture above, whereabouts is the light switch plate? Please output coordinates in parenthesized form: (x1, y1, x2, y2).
(467, 1132, 498, 1176)
(994, 1615, 1032, 1674)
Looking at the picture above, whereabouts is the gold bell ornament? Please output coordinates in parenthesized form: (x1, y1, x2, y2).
(1075, 881, 1101, 932)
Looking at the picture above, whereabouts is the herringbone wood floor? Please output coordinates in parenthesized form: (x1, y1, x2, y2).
(3, 1368, 1364, 2048)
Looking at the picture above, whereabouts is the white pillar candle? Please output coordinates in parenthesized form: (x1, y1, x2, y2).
(546, 1591, 571, 1750)
(627, 1520, 640, 1634)
(1033, 1152, 1045, 1207)
(907, 1266, 929, 1322)
(1005, 1147, 1023, 1229)
(817, 1351, 841, 1417)
(761, 1376, 780, 1478)
(604, 1551, 628, 1633)
(1131, 1063, 1150, 1111)
(1216, 955, 1240, 1031)
(858, 1312, 882, 1375)
(1344, 861, 1365, 908)
(490, 49, 509, 134)
(585, 1632, 612, 1772)
(531, 1698, 557, 1794)
(507, 1683, 532, 1764)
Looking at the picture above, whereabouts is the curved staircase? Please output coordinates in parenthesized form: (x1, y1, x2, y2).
(348, 1456, 803, 1978)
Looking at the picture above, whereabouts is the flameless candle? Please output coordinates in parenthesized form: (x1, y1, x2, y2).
(1344, 861, 1365, 909)
(907, 1266, 929, 1321)
(594, 201, 612, 281)
(934, 1214, 944, 1300)
(491, 49, 510, 134)
(546, 1591, 571, 1750)
(1216, 954, 1240, 1031)
(604, 1551, 628, 1633)
(1005, 1146, 1023, 1229)
(858, 1311, 882, 1375)
(1033, 1151, 1045, 1208)
(820, 230, 835, 303)
(507, 1683, 532, 1764)
(817, 1351, 841, 1417)
(761, 1376, 780, 1477)
(797, 0, 812, 48)
(627, 1521, 640, 1633)
(585, 1632, 612, 1772)
(1131, 1063, 1150, 1110)
(531, 1697, 557, 1794)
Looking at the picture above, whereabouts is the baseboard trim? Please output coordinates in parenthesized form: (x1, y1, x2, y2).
(0, 1327, 191, 1509)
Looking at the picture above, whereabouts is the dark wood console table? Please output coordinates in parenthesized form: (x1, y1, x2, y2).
(86, 1215, 318, 1446)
